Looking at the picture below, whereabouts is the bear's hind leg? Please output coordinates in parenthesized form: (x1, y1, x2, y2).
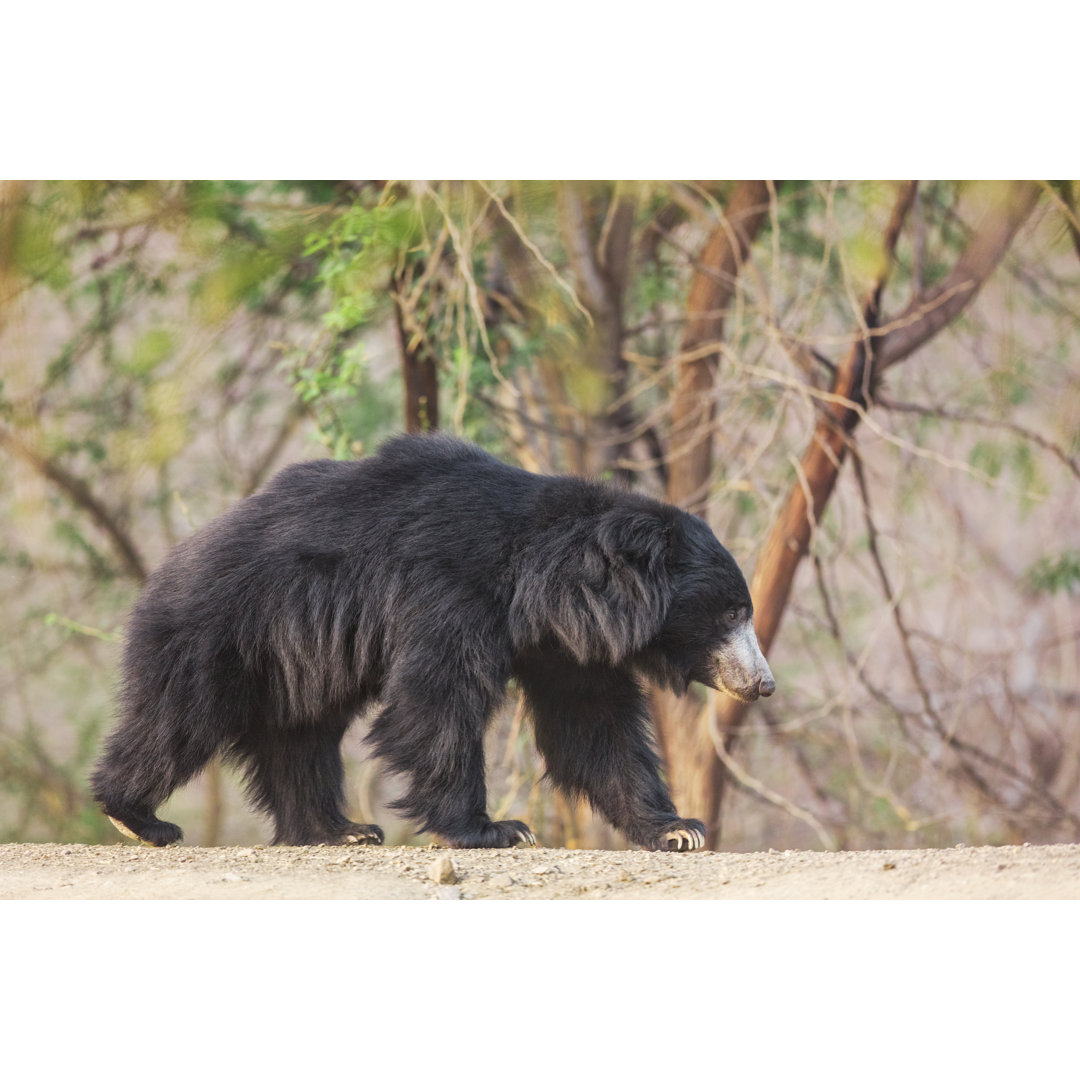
(91, 715, 222, 846)
(367, 669, 534, 849)
(515, 652, 705, 851)
(232, 719, 382, 846)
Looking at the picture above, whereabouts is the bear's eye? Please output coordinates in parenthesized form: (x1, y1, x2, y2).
(725, 609, 739, 624)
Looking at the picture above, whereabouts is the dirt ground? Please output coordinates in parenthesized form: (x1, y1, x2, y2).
(2, 840, 1079, 899)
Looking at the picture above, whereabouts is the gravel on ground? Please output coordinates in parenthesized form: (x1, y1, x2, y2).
(3, 841, 1078, 899)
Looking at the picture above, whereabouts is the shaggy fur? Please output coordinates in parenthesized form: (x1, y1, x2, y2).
(91, 434, 773, 850)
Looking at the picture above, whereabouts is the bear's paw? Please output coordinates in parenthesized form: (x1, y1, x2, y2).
(651, 819, 706, 852)
(339, 823, 385, 846)
(444, 819, 536, 849)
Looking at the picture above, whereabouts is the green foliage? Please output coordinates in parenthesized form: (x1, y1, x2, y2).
(10, 199, 71, 289)
(195, 247, 284, 322)
(43, 613, 120, 643)
(633, 254, 680, 311)
(969, 439, 1005, 478)
(1026, 550, 1080, 596)
(285, 344, 401, 459)
(969, 438, 1047, 510)
(307, 195, 423, 333)
(989, 351, 1031, 410)
(52, 520, 113, 580)
(124, 328, 176, 378)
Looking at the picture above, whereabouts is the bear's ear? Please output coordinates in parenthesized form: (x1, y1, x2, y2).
(509, 505, 672, 666)
(596, 505, 672, 578)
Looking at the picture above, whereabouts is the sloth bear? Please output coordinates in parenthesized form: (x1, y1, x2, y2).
(92, 434, 774, 852)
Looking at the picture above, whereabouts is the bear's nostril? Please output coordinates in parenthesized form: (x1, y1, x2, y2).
(758, 675, 776, 697)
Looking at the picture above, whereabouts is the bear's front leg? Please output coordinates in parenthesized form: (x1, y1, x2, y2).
(515, 652, 707, 852)
(366, 657, 536, 849)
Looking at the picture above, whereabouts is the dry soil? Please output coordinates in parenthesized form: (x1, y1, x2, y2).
(2, 840, 1079, 899)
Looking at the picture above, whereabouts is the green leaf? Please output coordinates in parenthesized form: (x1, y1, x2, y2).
(1026, 551, 1080, 595)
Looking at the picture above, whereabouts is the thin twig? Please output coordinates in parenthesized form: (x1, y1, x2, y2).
(707, 695, 836, 849)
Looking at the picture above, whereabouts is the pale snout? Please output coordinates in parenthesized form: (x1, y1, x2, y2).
(713, 619, 775, 703)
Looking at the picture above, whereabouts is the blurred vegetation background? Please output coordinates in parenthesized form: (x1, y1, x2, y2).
(1, 179, 1078, 851)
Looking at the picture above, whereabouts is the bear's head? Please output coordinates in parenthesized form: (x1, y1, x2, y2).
(641, 512, 775, 700)
(510, 494, 775, 702)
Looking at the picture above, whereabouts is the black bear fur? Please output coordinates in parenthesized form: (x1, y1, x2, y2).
(91, 434, 773, 851)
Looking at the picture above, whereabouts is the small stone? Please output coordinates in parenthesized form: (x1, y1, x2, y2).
(433, 885, 462, 900)
(883, 862, 897, 871)
(429, 855, 458, 884)
(221, 872, 246, 882)
(488, 873, 516, 888)
(333, 855, 352, 865)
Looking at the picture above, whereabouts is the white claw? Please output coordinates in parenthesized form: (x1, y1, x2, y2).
(107, 816, 144, 842)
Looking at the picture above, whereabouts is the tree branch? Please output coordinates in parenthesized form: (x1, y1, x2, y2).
(0, 428, 148, 582)
(878, 182, 1042, 369)
(556, 184, 611, 317)
(704, 180, 1044, 844)
(877, 396, 1080, 482)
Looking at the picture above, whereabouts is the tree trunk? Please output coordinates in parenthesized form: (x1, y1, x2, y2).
(653, 181, 771, 829)
(392, 274, 440, 433)
(666, 180, 772, 513)
(556, 183, 638, 477)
